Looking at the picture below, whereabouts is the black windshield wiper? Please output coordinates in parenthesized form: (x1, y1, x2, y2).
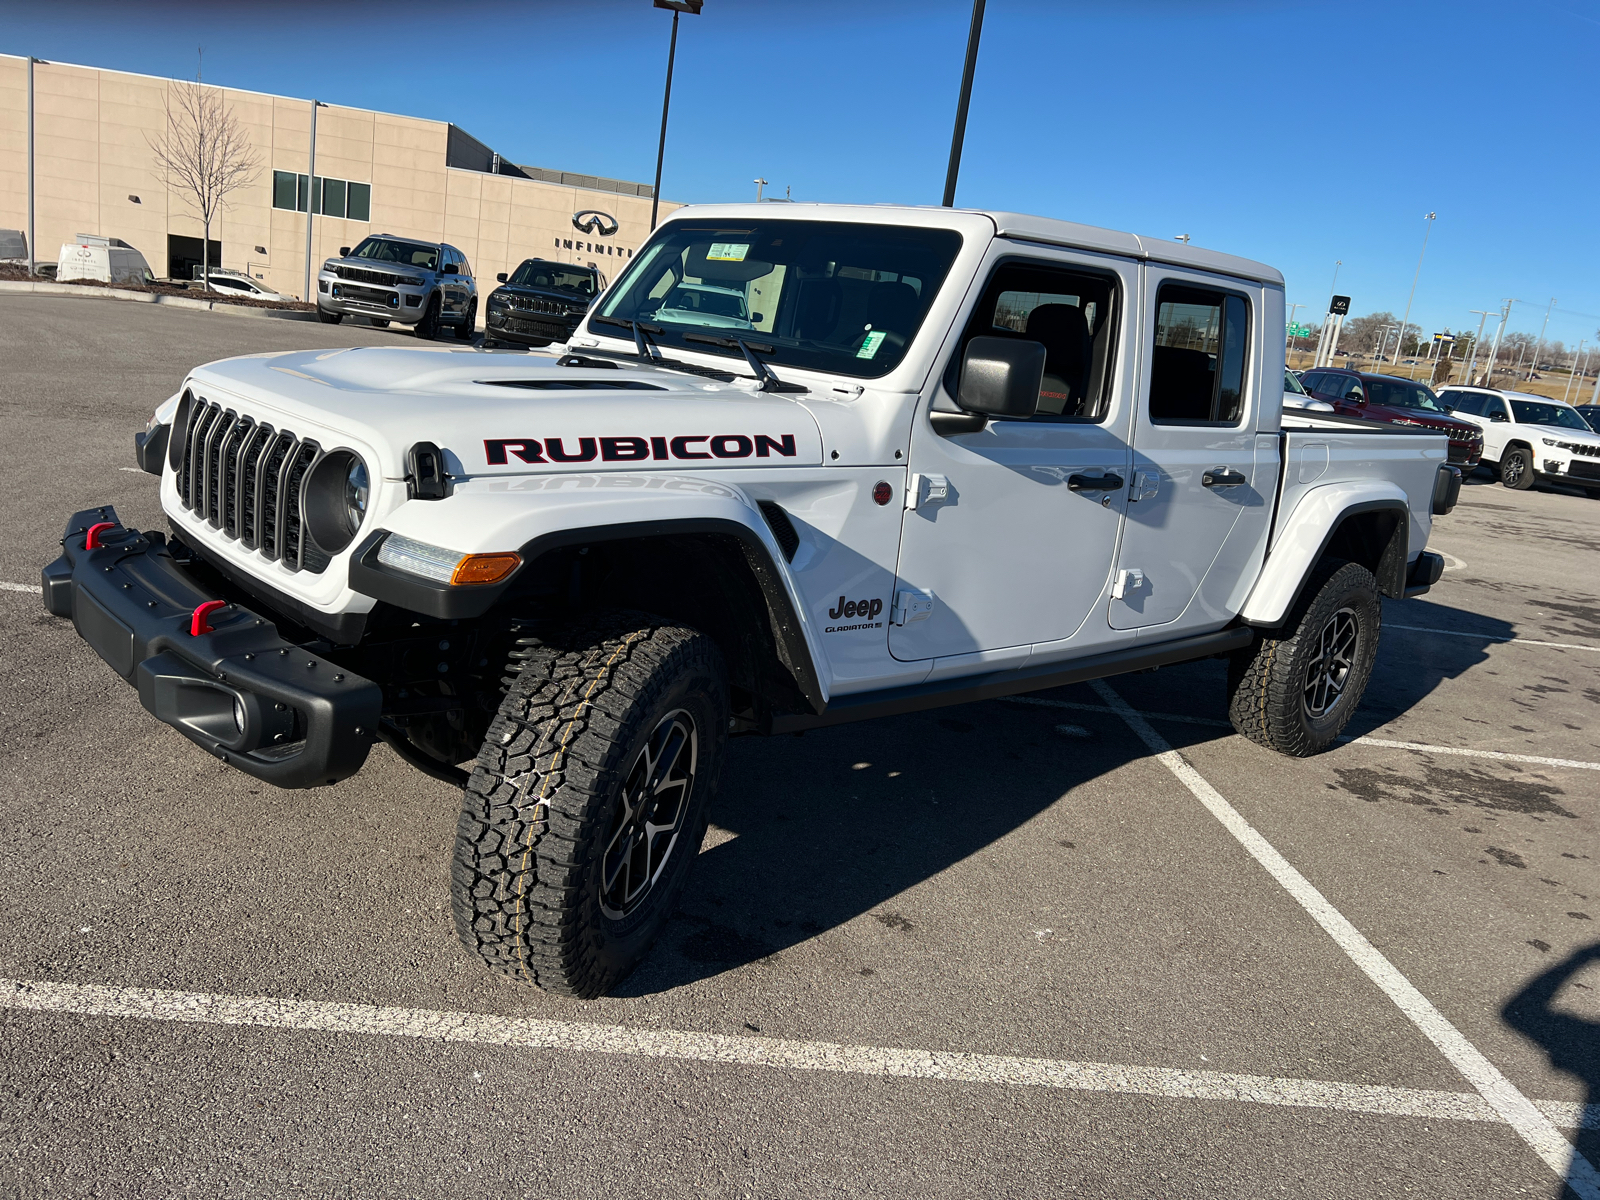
(682, 333, 808, 393)
(591, 314, 666, 362)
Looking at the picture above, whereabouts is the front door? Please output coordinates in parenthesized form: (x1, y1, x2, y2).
(1109, 271, 1277, 632)
(890, 249, 1137, 664)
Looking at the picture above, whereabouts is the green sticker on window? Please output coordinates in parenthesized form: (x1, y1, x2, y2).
(856, 330, 887, 359)
(706, 242, 749, 262)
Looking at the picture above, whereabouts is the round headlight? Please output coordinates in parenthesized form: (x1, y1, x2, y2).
(344, 458, 369, 534)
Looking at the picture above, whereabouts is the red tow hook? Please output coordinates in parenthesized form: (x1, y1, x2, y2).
(190, 600, 228, 636)
(83, 521, 116, 550)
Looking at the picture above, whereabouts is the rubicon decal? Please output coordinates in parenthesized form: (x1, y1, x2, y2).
(825, 595, 885, 633)
(485, 434, 797, 465)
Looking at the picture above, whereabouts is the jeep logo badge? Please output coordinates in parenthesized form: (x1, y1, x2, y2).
(572, 210, 619, 237)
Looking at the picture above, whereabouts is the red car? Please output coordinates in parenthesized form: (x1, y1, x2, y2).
(1300, 368, 1483, 468)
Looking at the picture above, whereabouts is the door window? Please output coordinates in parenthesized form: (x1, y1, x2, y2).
(1482, 397, 1509, 421)
(948, 261, 1120, 421)
(1444, 391, 1485, 415)
(1149, 285, 1249, 424)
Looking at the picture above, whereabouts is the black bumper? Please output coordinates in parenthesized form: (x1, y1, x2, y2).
(42, 506, 380, 788)
(485, 314, 579, 345)
(1403, 550, 1445, 598)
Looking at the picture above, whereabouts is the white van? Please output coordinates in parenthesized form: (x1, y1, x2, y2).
(56, 235, 155, 285)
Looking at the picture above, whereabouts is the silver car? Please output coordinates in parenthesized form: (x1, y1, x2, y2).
(316, 235, 478, 340)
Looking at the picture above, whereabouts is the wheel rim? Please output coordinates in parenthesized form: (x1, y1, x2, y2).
(1303, 607, 1359, 720)
(599, 710, 698, 920)
(1503, 454, 1524, 485)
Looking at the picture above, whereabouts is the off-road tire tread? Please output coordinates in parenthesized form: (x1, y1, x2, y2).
(450, 610, 724, 997)
(1227, 558, 1380, 757)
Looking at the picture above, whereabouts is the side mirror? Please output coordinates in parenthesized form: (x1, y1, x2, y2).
(956, 337, 1045, 419)
(338, 247, 351, 257)
(441, 263, 458, 275)
(751, 312, 764, 323)
(496, 272, 508, 283)
(1345, 391, 1363, 402)
(1489, 410, 1508, 422)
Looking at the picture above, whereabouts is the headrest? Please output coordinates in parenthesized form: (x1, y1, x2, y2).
(1025, 303, 1089, 343)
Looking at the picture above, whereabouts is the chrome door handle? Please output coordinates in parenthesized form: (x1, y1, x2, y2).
(1067, 472, 1124, 492)
(1202, 467, 1247, 488)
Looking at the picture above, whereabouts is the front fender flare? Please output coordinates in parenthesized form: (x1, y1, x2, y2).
(1240, 481, 1410, 628)
(347, 473, 827, 710)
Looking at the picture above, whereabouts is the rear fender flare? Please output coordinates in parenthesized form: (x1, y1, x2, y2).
(1240, 482, 1410, 628)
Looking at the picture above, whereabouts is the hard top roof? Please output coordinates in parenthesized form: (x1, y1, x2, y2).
(659, 203, 1283, 286)
(1446, 385, 1577, 405)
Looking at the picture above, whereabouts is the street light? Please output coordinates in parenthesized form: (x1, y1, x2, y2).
(754, 177, 767, 202)
(1528, 296, 1555, 380)
(1393, 212, 1436, 365)
(649, 0, 703, 231)
(1463, 309, 1495, 387)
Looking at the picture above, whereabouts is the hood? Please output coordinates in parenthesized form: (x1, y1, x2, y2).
(491, 282, 594, 305)
(184, 346, 825, 480)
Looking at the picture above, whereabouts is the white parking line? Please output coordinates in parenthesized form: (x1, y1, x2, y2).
(1385, 622, 1600, 654)
(0, 582, 40, 594)
(1002, 697, 1600, 772)
(0, 977, 1593, 1131)
(1090, 678, 1600, 1198)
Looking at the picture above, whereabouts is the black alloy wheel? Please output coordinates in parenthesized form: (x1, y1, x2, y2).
(1302, 607, 1359, 720)
(599, 710, 697, 920)
(1501, 446, 1535, 490)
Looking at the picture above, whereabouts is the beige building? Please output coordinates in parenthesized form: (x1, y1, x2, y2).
(0, 53, 679, 302)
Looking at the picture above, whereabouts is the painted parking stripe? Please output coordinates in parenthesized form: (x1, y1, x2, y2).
(0, 582, 41, 594)
(1385, 622, 1600, 654)
(1002, 698, 1600, 772)
(0, 976, 1592, 1131)
(1090, 678, 1600, 1198)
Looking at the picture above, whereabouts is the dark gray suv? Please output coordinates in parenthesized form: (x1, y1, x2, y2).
(316, 235, 478, 340)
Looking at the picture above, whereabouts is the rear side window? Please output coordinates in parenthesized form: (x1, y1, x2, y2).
(1149, 284, 1250, 424)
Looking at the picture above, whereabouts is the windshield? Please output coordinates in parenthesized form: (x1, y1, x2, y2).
(350, 237, 439, 272)
(508, 260, 596, 295)
(593, 220, 964, 378)
(1510, 400, 1590, 430)
(1364, 378, 1449, 412)
(1284, 369, 1307, 395)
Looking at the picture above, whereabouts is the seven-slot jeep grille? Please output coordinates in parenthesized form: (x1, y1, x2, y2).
(176, 398, 326, 572)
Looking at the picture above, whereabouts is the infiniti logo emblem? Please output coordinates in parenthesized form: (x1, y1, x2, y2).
(572, 210, 619, 237)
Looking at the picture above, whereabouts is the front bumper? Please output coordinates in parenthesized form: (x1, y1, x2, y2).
(485, 308, 580, 345)
(1541, 455, 1600, 484)
(318, 272, 427, 322)
(42, 506, 380, 788)
(1446, 440, 1482, 468)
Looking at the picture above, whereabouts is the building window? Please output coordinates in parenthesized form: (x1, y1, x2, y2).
(272, 170, 371, 221)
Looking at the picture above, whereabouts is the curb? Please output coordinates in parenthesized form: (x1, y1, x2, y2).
(0, 280, 318, 321)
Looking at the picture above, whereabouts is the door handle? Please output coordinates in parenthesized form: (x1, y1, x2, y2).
(1067, 472, 1124, 492)
(1202, 467, 1247, 489)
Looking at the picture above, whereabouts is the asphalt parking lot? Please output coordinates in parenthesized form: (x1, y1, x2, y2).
(1, 294, 1596, 1199)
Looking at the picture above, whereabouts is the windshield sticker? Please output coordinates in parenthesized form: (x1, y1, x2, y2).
(706, 242, 749, 262)
(856, 330, 887, 360)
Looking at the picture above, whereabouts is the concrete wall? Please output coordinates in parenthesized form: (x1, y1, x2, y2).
(0, 54, 678, 300)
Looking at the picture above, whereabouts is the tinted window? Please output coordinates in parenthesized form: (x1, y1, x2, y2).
(509, 261, 597, 294)
(951, 261, 1120, 422)
(351, 238, 439, 271)
(596, 219, 964, 379)
(347, 183, 371, 222)
(1149, 285, 1249, 423)
(1483, 397, 1509, 420)
(1283, 368, 1307, 395)
(1509, 400, 1589, 430)
(1446, 392, 1485, 416)
(1364, 379, 1449, 412)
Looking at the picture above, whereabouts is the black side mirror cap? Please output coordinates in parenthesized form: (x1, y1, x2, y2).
(339, 247, 351, 257)
(496, 272, 508, 283)
(1490, 411, 1508, 422)
(441, 263, 458, 275)
(957, 336, 1045, 419)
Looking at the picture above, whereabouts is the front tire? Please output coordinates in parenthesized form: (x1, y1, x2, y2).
(1227, 559, 1381, 756)
(415, 293, 442, 340)
(455, 298, 477, 342)
(451, 612, 728, 997)
(1501, 446, 1535, 490)
(316, 306, 342, 325)
(369, 318, 390, 328)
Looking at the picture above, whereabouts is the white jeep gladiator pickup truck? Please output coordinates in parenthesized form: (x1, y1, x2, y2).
(44, 204, 1460, 997)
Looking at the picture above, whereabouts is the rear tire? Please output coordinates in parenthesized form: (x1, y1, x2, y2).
(1227, 559, 1381, 757)
(316, 306, 342, 325)
(451, 611, 728, 997)
(1501, 446, 1535, 490)
(370, 318, 390, 328)
(415, 293, 442, 340)
(455, 298, 477, 342)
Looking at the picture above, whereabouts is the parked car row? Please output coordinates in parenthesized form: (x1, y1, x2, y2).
(1298, 367, 1484, 468)
(1435, 386, 1600, 497)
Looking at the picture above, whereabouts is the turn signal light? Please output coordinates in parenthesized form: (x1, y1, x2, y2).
(450, 552, 521, 586)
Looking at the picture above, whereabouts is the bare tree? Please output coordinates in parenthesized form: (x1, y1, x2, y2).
(147, 80, 261, 291)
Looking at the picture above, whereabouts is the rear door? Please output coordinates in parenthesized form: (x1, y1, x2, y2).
(1108, 269, 1277, 633)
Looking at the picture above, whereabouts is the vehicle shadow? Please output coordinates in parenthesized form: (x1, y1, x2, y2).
(1501, 942, 1600, 1194)
(615, 597, 1511, 995)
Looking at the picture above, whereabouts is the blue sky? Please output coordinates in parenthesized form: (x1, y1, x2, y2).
(7, 0, 1600, 351)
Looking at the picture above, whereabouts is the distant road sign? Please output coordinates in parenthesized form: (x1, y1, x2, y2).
(1287, 323, 1313, 338)
(1433, 333, 1455, 342)
(1329, 295, 1351, 315)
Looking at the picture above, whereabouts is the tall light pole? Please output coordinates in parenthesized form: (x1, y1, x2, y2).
(1527, 296, 1555, 380)
(1485, 299, 1515, 386)
(1286, 302, 1304, 358)
(754, 177, 767, 202)
(1393, 211, 1436, 365)
(942, 0, 986, 207)
(649, 0, 702, 231)
(1562, 340, 1586, 403)
(1326, 259, 1342, 315)
(1463, 309, 1494, 386)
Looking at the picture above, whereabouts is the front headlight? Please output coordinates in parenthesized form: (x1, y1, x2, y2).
(1541, 437, 1559, 447)
(321, 260, 339, 274)
(377, 533, 521, 586)
(401, 275, 427, 289)
(344, 458, 368, 534)
(488, 293, 509, 308)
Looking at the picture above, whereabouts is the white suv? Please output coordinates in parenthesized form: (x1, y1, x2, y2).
(1437, 386, 1600, 496)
